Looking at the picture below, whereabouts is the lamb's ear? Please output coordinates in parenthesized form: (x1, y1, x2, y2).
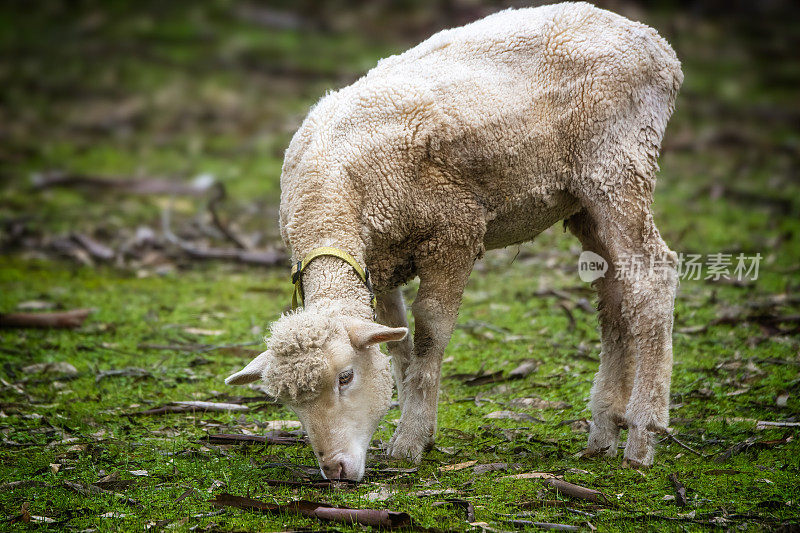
(345, 320, 408, 349)
(225, 350, 271, 385)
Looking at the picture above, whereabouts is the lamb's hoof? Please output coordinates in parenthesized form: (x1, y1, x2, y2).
(576, 448, 602, 459)
(586, 420, 620, 458)
(623, 425, 655, 467)
(621, 457, 650, 469)
(579, 446, 609, 459)
(388, 429, 433, 464)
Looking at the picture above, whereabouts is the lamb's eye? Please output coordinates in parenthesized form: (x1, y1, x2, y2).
(338, 369, 354, 387)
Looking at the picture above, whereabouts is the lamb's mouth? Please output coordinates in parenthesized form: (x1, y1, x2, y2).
(317, 452, 365, 481)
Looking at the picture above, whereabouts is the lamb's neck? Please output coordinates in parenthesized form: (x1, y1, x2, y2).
(285, 174, 372, 318)
(300, 254, 374, 320)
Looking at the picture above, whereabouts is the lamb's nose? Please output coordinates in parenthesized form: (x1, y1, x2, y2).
(321, 461, 343, 480)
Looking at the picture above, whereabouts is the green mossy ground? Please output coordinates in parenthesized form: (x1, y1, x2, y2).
(1, 2, 799, 531)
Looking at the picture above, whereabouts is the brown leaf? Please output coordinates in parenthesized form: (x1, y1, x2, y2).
(508, 359, 541, 379)
(464, 370, 506, 386)
(174, 488, 197, 503)
(669, 473, 688, 506)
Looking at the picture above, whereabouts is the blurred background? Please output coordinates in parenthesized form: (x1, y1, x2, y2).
(0, 0, 798, 285)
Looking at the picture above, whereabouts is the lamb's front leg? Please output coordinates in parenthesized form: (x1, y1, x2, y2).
(388, 257, 474, 462)
(376, 289, 413, 409)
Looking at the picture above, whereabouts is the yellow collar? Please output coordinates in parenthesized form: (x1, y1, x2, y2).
(290, 246, 377, 314)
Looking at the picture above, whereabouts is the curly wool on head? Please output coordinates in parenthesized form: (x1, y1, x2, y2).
(262, 308, 340, 403)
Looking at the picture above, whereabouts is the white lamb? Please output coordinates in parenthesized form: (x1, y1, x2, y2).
(227, 2, 683, 481)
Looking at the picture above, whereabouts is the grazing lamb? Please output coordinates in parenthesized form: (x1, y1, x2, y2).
(227, 2, 682, 480)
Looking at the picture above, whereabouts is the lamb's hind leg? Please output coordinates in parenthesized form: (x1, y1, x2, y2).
(376, 288, 413, 409)
(580, 204, 677, 467)
(566, 210, 634, 458)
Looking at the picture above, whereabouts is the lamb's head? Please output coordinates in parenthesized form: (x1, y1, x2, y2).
(225, 307, 407, 481)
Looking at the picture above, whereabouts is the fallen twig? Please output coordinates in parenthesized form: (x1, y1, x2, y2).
(131, 401, 249, 416)
(263, 478, 346, 490)
(755, 421, 800, 429)
(32, 171, 215, 196)
(0, 308, 93, 329)
(202, 433, 304, 446)
(505, 520, 578, 531)
(679, 311, 800, 334)
(0, 480, 46, 491)
(161, 203, 286, 266)
(716, 434, 793, 462)
(70, 233, 114, 261)
(546, 479, 607, 504)
(207, 182, 249, 250)
(665, 432, 706, 458)
(210, 493, 412, 528)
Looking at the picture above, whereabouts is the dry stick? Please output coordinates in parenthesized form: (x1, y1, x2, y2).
(755, 420, 800, 429)
(0, 309, 93, 329)
(210, 493, 411, 528)
(262, 478, 339, 490)
(665, 432, 706, 458)
(545, 479, 607, 504)
(70, 233, 114, 260)
(138, 341, 261, 353)
(679, 312, 800, 334)
(32, 171, 214, 196)
(131, 401, 249, 416)
(505, 520, 578, 531)
(161, 202, 286, 266)
(202, 433, 304, 446)
(207, 183, 249, 250)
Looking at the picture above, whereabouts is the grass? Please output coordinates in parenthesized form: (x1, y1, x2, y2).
(1, 1, 799, 531)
